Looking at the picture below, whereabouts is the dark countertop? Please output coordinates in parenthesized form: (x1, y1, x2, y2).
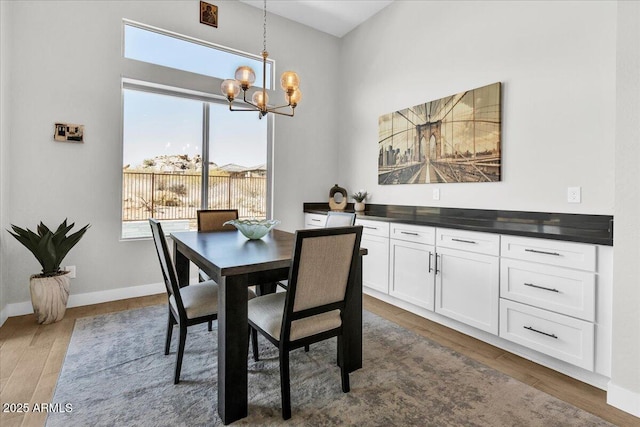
(303, 203, 614, 246)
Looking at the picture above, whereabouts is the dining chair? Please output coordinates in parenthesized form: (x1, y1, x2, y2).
(278, 211, 356, 292)
(149, 218, 255, 384)
(197, 209, 238, 232)
(325, 211, 356, 227)
(248, 225, 363, 419)
(196, 209, 238, 282)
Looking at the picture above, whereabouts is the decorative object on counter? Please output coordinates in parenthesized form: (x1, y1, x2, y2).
(7, 219, 90, 324)
(220, 0, 301, 118)
(329, 184, 348, 210)
(54, 123, 84, 143)
(224, 218, 280, 240)
(351, 190, 368, 212)
(378, 82, 501, 185)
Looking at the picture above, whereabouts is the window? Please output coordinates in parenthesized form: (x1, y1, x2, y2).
(123, 22, 272, 89)
(121, 22, 270, 239)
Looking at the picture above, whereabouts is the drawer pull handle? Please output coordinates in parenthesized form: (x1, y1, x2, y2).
(401, 231, 419, 236)
(363, 226, 378, 230)
(311, 219, 321, 222)
(452, 238, 477, 244)
(525, 248, 561, 256)
(524, 283, 559, 293)
(523, 326, 558, 339)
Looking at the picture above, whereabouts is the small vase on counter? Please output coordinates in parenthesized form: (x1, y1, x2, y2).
(351, 189, 368, 213)
(354, 201, 365, 212)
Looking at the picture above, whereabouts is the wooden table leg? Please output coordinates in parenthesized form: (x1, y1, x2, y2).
(173, 243, 190, 287)
(218, 274, 249, 425)
(256, 282, 277, 296)
(343, 254, 363, 373)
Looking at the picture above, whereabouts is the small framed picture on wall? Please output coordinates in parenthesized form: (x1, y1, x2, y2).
(54, 123, 84, 143)
(200, 1, 218, 28)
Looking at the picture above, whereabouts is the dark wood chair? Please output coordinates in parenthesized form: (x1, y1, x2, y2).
(248, 225, 363, 419)
(278, 211, 355, 292)
(325, 211, 356, 227)
(197, 209, 238, 232)
(197, 209, 238, 283)
(149, 218, 254, 384)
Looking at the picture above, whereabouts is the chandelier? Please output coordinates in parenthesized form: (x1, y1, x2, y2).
(220, 0, 301, 118)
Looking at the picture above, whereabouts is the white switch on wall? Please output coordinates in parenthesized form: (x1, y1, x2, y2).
(567, 187, 581, 203)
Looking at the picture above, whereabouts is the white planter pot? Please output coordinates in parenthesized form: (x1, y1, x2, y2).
(354, 202, 366, 212)
(29, 272, 71, 324)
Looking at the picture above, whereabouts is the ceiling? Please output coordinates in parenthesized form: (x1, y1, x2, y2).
(238, 1, 394, 38)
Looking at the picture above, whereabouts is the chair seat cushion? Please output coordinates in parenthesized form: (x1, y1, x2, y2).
(169, 281, 257, 320)
(248, 292, 341, 342)
(169, 281, 219, 320)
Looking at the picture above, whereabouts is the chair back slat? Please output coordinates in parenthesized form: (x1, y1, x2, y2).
(149, 219, 186, 315)
(282, 226, 362, 342)
(197, 209, 238, 232)
(325, 211, 356, 227)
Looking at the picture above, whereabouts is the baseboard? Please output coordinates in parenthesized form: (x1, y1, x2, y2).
(0, 282, 165, 327)
(607, 381, 640, 418)
(0, 304, 8, 328)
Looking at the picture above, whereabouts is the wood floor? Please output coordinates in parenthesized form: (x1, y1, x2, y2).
(1, 293, 638, 427)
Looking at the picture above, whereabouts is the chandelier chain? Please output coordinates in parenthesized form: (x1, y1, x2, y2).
(263, 0, 267, 53)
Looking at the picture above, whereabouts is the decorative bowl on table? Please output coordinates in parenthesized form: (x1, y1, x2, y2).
(223, 219, 280, 240)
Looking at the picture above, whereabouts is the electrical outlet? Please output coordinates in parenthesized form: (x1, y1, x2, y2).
(567, 187, 581, 203)
(433, 188, 440, 200)
(65, 265, 76, 278)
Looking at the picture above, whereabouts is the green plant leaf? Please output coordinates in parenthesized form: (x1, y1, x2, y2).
(8, 220, 90, 276)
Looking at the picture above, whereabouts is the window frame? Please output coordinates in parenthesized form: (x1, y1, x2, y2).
(120, 20, 274, 241)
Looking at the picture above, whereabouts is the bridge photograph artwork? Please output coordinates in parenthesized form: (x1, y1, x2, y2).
(378, 82, 501, 185)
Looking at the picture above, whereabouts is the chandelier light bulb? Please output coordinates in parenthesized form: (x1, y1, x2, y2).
(289, 88, 302, 107)
(235, 66, 256, 89)
(280, 71, 300, 92)
(252, 90, 269, 109)
(221, 79, 241, 101)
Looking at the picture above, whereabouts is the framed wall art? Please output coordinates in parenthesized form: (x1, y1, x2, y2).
(200, 1, 218, 28)
(378, 82, 501, 184)
(54, 123, 84, 143)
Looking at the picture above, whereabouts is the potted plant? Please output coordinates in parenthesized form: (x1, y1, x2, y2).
(8, 219, 90, 324)
(351, 190, 368, 212)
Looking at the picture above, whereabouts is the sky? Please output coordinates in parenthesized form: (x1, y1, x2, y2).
(122, 24, 269, 168)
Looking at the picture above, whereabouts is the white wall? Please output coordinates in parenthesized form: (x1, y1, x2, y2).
(611, 0, 640, 416)
(0, 0, 11, 321)
(338, 0, 616, 215)
(338, 0, 638, 416)
(2, 0, 339, 306)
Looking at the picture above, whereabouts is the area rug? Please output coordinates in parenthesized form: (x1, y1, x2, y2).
(46, 305, 611, 426)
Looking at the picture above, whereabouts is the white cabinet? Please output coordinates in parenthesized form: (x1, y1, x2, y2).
(356, 219, 390, 294)
(389, 223, 436, 310)
(435, 236, 500, 335)
(499, 236, 598, 371)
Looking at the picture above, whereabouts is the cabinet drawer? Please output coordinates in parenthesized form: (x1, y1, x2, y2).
(304, 213, 326, 228)
(436, 228, 500, 256)
(499, 299, 594, 371)
(390, 223, 435, 245)
(356, 218, 390, 237)
(500, 259, 595, 321)
(501, 236, 596, 271)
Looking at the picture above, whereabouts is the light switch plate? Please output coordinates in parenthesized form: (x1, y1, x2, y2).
(65, 265, 76, 278)
(567, 187, 581, 203)
(433, 188, 440, 200)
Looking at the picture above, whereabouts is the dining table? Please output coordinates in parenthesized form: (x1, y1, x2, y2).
(170, 228, 366, 425)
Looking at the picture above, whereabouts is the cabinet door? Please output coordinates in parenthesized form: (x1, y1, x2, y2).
(361, 234, 389, 294)
(435, 247, 499, 334)
(389, 239, 435, 310)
